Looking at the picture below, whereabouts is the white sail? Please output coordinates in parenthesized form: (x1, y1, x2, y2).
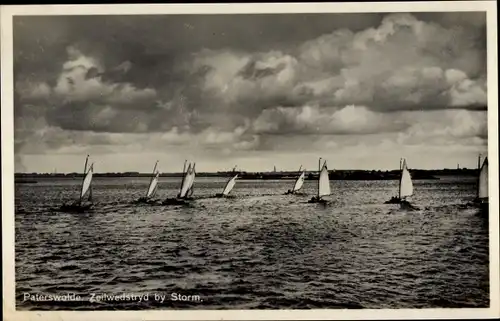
(187, 163, 196, 194)
(399, 159, 413, 198)
(80, 164, 93, 200)
(179, 163, 193, 198)
(222, 174, 238, 195)
(318, 162, 331, 197)
(292, 171, 305, 192)
(478, 157, 488, 199)
(179, 163, 196, 198)
(146, 171, 160, 198)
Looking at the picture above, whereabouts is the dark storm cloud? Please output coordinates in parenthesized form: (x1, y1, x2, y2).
(14, 11, 488, 157)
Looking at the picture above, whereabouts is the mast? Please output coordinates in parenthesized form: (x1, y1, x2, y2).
(79, 155, 89, 204)
(318, 158, 322, 198)
(399, 158, 403, 199)
(146, 161, 158, 198)
(179, 159, 188, 195)
(477, 154, 481, 198)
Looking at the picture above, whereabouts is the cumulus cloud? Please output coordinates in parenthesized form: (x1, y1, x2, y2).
(53, 46, 156, 104)
(13, 12, 488, 171)
(394, 109, 487, 152)
(253, 105, 408, 135)
(190, 13, 486, 116)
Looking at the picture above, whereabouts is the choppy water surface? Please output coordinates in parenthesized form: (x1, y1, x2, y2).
(15, 177, 489, 310)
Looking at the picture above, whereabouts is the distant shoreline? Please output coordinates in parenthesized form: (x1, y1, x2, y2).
(14, 168, 478, 183)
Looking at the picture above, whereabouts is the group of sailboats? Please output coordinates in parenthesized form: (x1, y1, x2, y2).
(163, 160, 196, 205)
(59, 154, 489, 213)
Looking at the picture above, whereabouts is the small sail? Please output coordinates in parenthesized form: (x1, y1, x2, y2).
(187, 163, 196, 195)
(146, 171, 160, 199)
(80, 164, 93, 200)
(222, 174, 238, 196)
(478, 157, 488, 199)
(399, 159, 413, 198)
(292, 171, 305, 192)
(318, 161, 331, 197)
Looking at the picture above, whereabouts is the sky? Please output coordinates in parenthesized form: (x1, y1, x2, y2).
(13, 12, 488, 173)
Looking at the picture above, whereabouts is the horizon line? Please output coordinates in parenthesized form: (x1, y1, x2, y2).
(15, 167, 479, 175)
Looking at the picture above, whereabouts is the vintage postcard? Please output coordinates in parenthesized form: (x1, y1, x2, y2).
(1, 1, 498, 320)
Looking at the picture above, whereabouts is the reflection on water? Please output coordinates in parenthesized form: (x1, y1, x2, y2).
(15, 176, 489, 310)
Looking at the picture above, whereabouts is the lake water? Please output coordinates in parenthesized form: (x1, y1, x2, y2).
(14, 176, 489, 310)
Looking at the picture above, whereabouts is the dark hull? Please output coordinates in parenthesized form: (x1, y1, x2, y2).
(399, 200, 419, 210)
(473, 198, 489, 214)
(133, 197, 159, 205)
(384, 197, 401, 204)
(58, 203, 94, 213)
(215, 193, 236, 198)
(464, 198, 489, 213)
(307, 197, 328, 204)
(284, 191, 306, 195)
(162, 198, 193, 206)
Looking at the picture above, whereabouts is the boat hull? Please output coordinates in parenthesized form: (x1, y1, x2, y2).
(307, 197, 328, 204)
(284, 190, 306, 195)
(215, 193, 237, 198)
(162, 198, 193, 206)
(133, 197, 159, 205)
(384, 197, 401, 204)
(473, 198, 489, 214)
(58, 203, 94, 213)
(399, 200, 419, 210)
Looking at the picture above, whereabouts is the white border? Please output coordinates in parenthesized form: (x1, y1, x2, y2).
(1, 2, 498, 320)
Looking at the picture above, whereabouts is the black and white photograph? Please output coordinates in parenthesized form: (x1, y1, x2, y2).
(1, 1, 498, 320)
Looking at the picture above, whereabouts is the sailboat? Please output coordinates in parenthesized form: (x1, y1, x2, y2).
(385, 158, 417, 209)
(162, 160, 196, 205)
(285, 165, 306, 195)
(59, 155, 94, 212)
(136, 161, 160, 204)
(474, 155, 488, 210)
(216, 166, 239, 198)
(308, 158, 331, 204)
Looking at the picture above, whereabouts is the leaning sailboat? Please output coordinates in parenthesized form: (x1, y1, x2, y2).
(60, 155, 94, 212)
(216, 166, 239, 198)
(285, 165, 306, 195)
(163, 160, 196, 205)
(474, 155, 488, 210)
(308, 158, 331, 204)
(136, 161, 160, 204)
